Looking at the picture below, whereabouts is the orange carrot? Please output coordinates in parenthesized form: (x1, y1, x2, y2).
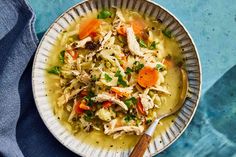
(75, 101, 84, 114)
(79, 18, 101, 39)
(79, 100, 91, 110)
(66, 49, 78, 60)
(137, 66, 158, 88)
(117, 26, 127, 36)
(102, 101, 112, 108)
(130, 19, 146, 37)
(110, 87, 129, 97)
(137, 97, 146, 115)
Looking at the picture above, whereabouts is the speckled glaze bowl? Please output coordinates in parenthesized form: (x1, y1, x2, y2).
(32, 0, 202, 156)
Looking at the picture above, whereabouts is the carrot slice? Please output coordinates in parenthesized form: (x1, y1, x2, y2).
(79, 100, 91, 110)
(75, 101, 84, 114)
(66, 49, 78, 60)
(79, 18, 101, 39)
(117, 26, 127, 36)
(110, 87, 129, 97)
(102, 101, 112, 108)
(137, 97, 146, 115)
(130, 19, 146, 37)
(137, 66, 158, 88)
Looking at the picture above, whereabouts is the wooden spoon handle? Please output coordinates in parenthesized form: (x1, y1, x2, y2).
(129, 133, 152, 157)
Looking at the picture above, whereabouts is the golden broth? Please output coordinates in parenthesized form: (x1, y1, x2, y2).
(45, 10, 183, 150)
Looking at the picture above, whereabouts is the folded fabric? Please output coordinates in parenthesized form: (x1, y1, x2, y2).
(0, 0, 38, 157)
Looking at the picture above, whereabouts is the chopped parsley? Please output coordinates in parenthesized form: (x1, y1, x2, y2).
(156, 63, 165, 71)
(115, 71, 128, 87)
(162, 28, 172, 38)
(59, 50, 65, 64)
(149, 41, 158, 50)
(133, 61, 144, 72)
(97, 9, 112, 19)
(124, 114, 136, 122)
(84, 91, 95, 106)
(84, 110, 94, 121)
(139, 39, 147, 48)
(145, 119, 152, 125)
(125, 67, 133, 74)
(104, 73, 112, 82)
(48, 66, 60, 75)
(124, 97, 137, 108)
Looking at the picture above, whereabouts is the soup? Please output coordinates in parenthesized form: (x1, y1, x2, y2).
(46, 9, 185, 150)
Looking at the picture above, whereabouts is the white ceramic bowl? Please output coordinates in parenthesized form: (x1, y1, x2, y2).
(32, 0, 202, 156)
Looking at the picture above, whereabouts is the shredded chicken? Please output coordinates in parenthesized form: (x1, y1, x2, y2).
(71, 36, 92, 48)
(126, 27, 144, 57)
(139, 93, 155, 114)
(57, 86, 87, 107)
(112, 9, 125, 35)
(150, 86, 171, 95)
(104, 119, 144, 139)
(92, 93, 128, 110)
(98, 31, 112, 51)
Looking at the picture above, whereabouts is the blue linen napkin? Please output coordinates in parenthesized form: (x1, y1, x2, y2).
(0, 0, 78, 157)
(0, 0, 38, 156)
(1, 0, 236, 157)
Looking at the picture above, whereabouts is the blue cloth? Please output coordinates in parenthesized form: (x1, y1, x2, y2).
(0, 0, 235, 157)
(0, 0, 37, 156)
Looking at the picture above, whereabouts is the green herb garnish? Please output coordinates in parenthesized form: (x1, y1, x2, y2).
(133, 61, 144, 72)
(124, 97, 137, 108)
(97, 9, 112, 19)
(59, 50, 65, 64)
(124, 114, 136, 122)
(125, 67, 133, 74)
(145, 119, 152, 125)
(156, 63, 165, 71)
(162, 28, 172, 38)
(115, 71, 128, 87)
(84, 91, 95, 106)
(48, 66, 60, 75)
(139, 39, 147, 48)
(84, 110, 94, 121)
(104, 73, 112, 82)
(149, 41, 158, 50)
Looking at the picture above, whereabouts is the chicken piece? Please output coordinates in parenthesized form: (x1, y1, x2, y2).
(68, 99, 78, 122)
(96, 108, 116, 122)
(92, 93, 128, 110)
(126, 27, 144, 57)
(100, 50, 125, 76)
(112, 9, 125, 35)
(57, 86, 87, 107)
(150, 86, 171, 95)
(110, 86, 133, 97)
(97, 31, 112, 51)
(71, 36, 92, 48)
(139, 93, 154, 114)
(104, 119, 144, 139)
(80, 116, 93, 132)
(77, 71, 91, 85)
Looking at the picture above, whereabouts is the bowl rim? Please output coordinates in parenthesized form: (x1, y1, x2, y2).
(32, 0, 202, 156)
